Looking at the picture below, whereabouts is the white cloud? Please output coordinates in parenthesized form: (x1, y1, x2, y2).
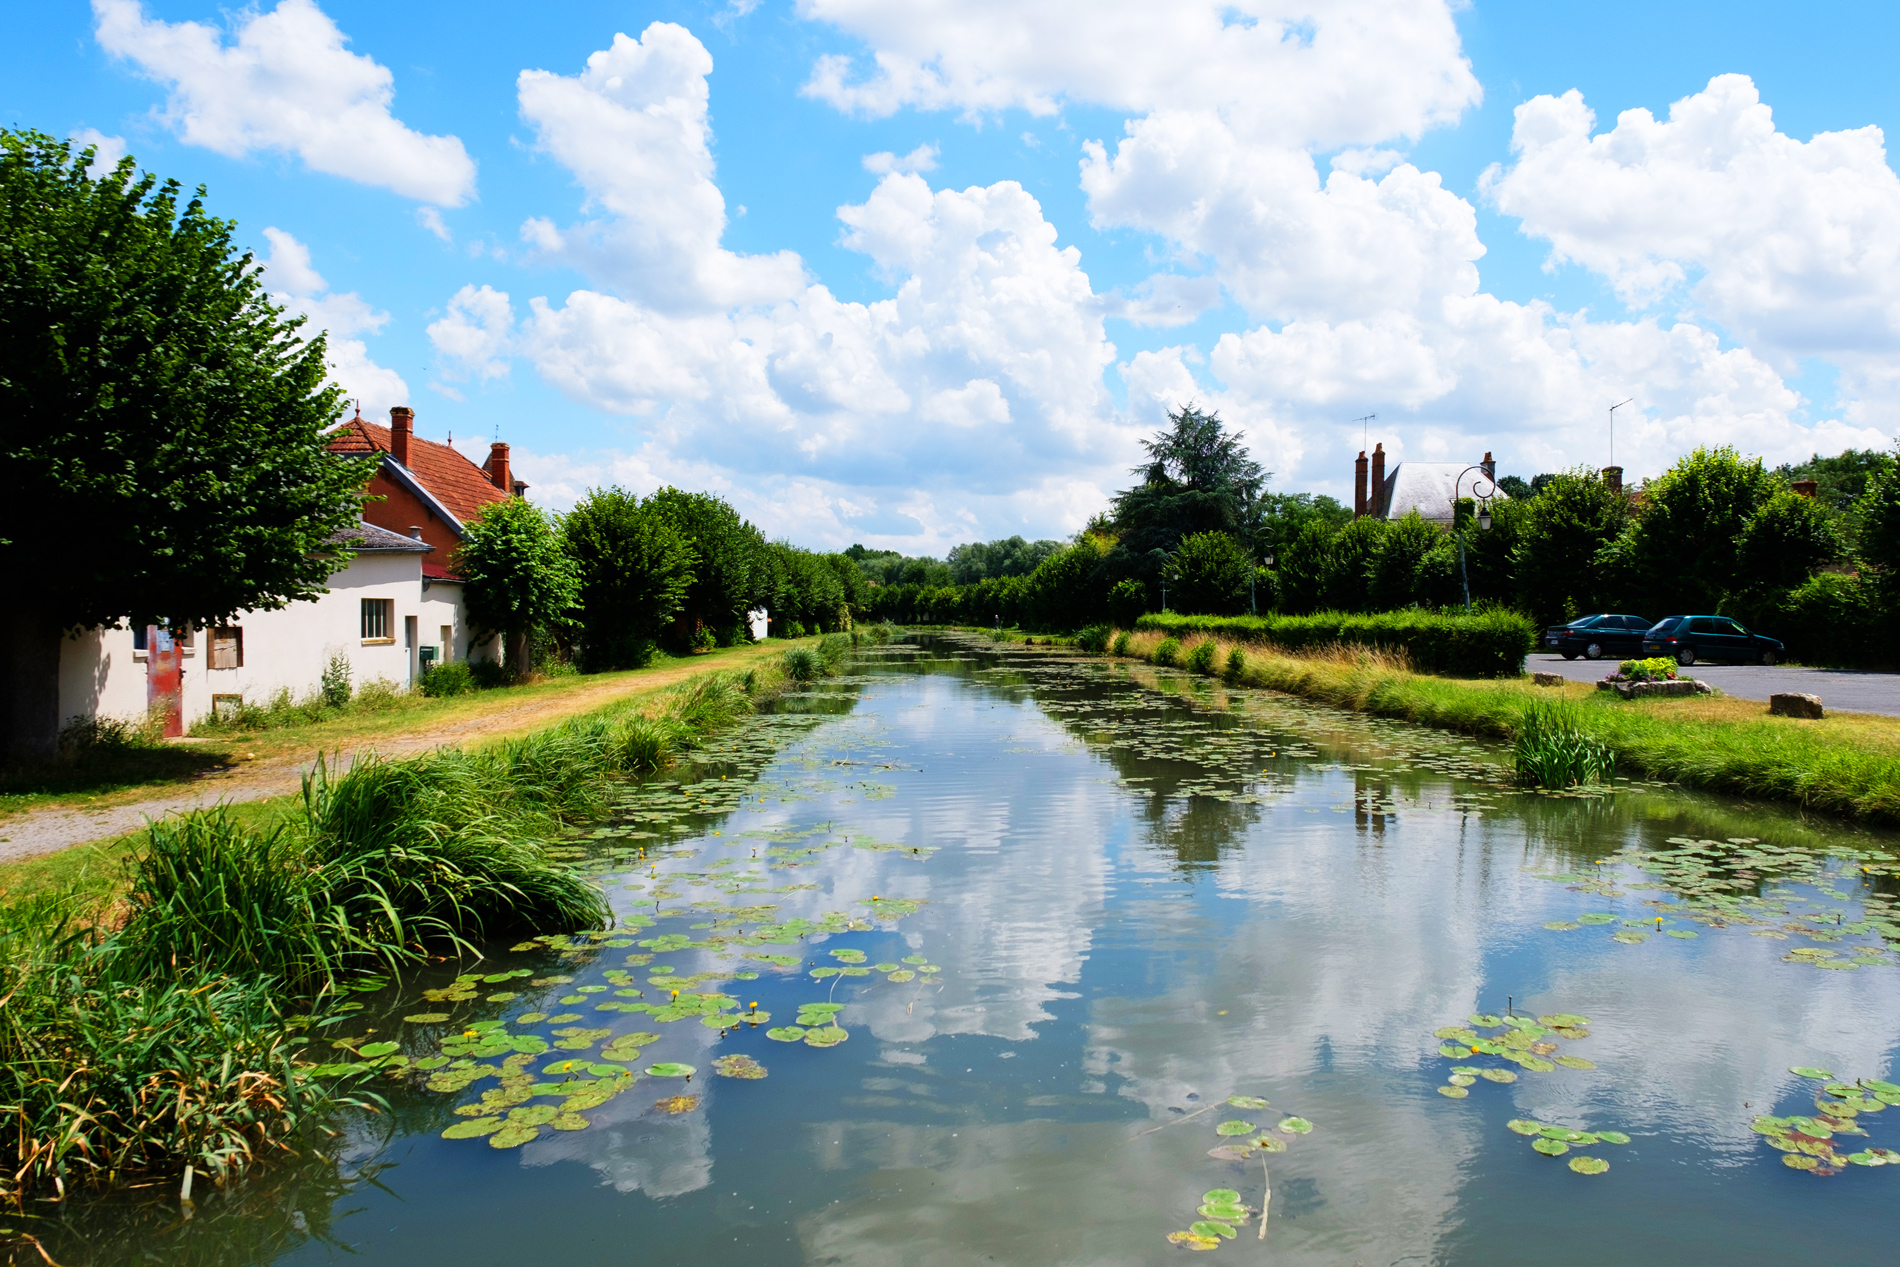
(415, 206, 451, 241)
(515, 22, 804, 312)
(1484, 74, 1900, 391)
(69, 127, 128, 175)
(261, 227, 409, 412)
(862, 142, 938, 174)
(799, 0, 1481, 151)
(92, 0, 476, 205)
(427, 284, 515, 382)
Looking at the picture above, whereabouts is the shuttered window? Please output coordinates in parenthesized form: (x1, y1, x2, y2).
(361, 598, 393, 642)
(211, 627, 243, 669)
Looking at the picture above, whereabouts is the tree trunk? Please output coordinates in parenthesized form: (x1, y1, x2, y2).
(506, 631, 529, 678)
(1, 608, 63, 763)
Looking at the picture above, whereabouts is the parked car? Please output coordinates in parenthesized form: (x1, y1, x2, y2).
(1542, 613, 1653, 661)
(1643, 616, 1785, 666)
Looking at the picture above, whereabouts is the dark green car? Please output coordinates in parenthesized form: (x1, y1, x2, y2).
(1542, 613, 1652, 660)
(1643, 615, 1785, 666)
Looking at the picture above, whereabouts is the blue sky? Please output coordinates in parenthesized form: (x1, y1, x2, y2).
(8, 1, 1900, 550)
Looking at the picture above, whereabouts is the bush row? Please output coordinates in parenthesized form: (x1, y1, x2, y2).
(1132, 609, 1537, 677)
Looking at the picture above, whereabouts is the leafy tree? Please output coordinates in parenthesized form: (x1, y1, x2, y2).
(763, 543, 849, 633)
(646, 487, 766, 644)
(1319, 516, 1387, 612)
(1255, 492, 1351, 563)
(1111, 406, 1268, 556)
(1733, 490, 1843, 594)
(456, 498, 581, 673)
(947, 536, 1062, 583)
(1513, 469, 1630, 624)
(560, 487, 693, 669)
(0, 131, 365, 757)
(1495, 475, 1534, 500)
(1022, 534, 1114, 628)
(1274, 520, 1334, 615)
(1369, 512, 1453, 610)
(1462, 496, 1527, 607)
(1774, 448, 1895, 512)
(1169, 531, 1255, 615)
(1605, 447, 1777, 616)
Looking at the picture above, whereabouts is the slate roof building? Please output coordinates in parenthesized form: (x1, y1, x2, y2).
(1353, 443, 1508, 524)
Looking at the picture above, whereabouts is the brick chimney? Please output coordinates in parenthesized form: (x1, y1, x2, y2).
(1354, 450, 1368, 517)
(485, 442, 512, 493)
(1369, 443, 1386, 517)
(1793, 479, 1818, 499)
(1482, 450, 1495, 482)
(1603, 466, 1624, 496)
(389, 406, 414, 467)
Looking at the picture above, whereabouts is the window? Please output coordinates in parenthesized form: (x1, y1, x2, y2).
(361, 598, 394, 642)
(210, 626, 243, 669)
(1721, 620, 1750, 636)
(440, 625, 453, 662)
(133, 625, 148, 652)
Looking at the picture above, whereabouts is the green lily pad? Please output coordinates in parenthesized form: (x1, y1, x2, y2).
(1611, 931, 1649, 944)
(1544, 921, 1582, 931)
(1864, 1080, 1900, 1095)
(358, 1042, 400, 1059)
(766, 1026, 807, 1042)
(1468, 1014, 1502, 1027)
(1540, 1128, 1593, 1143)
(1516, 1056, 1557, 1073)
(550, 1114, 589, 1131)
(1665, 929, 1699, 939)
(1206, 1145, 1253, 1161)
(1578, 914, 1616, 925)
(1790, 1067, 1835, 1080)
(804, 1026, 848, 1047)
(1199, 1204, 1247, 1222)
(1782, 1153, 1819, 1170)
(713, 1054, 768, 1079)
(1448, 1074, 1476, 1087)
(1227, 1096, 1270, 1110)
(1507, 1119, 1545, 1135)
(1166, 1232, 1219, 1251)
(887, 970, 916, 983)
(901, 955, 929, 964)
(1479, 1069, 1518, 1083)
(1201, 1188, 1241, 1205)
(1215, 1120, 1255, 1136)
(1252, 1135, 1288, 1153)
(404, 1013, 451, 1024)
(1278, 1117, 1313, 1134)
(508, 1104, 561, 1126)
(1439, 1044, 1471, 1059)
(1189, 1221, 1236, 1240)
(1532, 1138, 1569, 1156)
(1434, 1027, 1480, 1044)
(1568, 1155, 1610, 1175)
(1438, 1085, 1469, 1098)
(1594, 1131, 1630, 1144)
(441, 1117, 503, 1139)
(645, 1063, 696, 1078)
(1537, 1014, 1590, 1027)
(1553, 1056, 1597, 1070)
(488, 1124, 540, 1149)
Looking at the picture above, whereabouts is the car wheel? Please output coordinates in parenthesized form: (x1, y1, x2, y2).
(1584, 642, 1604, 660)
(1761, 650, 1778, 666)
(1561, 652, 1578, 661)
(1676, 647, 1696, 667)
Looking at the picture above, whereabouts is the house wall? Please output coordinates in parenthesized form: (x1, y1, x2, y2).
(363, 470, 464, 561)
(57, 552, 474, 730)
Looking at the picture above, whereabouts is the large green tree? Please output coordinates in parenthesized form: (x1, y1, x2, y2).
(0, 131, 365, 758)
(559, 487, 693, 669)
(1169, 531, 1255, 615)
(645, 487, 766, 643)
(456, 498, 581, 673)
(1110, 406, 1267, 556)
(1603, 447, 1777, 616)
(1512, 470, 1630, 624)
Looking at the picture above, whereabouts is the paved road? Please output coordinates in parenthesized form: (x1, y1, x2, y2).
(1527, 653, 1900, 717)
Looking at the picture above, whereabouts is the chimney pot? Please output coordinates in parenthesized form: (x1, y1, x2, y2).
(1603, 465, 1624, 496)
(486, 442, 512, 493)
(389, 406, 414, 468)
(1793, 479, 1818, 499)
(1482, 450, 1495, 481)
(1354, 450, 1369, 517)
(1370, 443, 1387, 517)
(409, 525, 424, 540)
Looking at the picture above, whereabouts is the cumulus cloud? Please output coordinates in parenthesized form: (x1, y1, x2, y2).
(92, 0, 476, 205)
(69, 127, 128, 175)
(261, 227, 409, 412)
(415, 206, 451, 242)
(862, 142, 938, 174)
(1484, 74, 1900, 413)
(514, 22, 804, 312)
(800, 0, 1481, 150)
(427, 284, 514, 382)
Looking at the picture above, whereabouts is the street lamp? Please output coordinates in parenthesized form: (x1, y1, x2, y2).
(1453, 465, 1498, 612)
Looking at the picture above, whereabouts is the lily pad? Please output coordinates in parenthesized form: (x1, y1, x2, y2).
(887, 970, 916, 983)
(1206, 1145, 1253, 1162)
(489, 1124, 539, 1149)
(1201, 1188, 1241, 1205)
(1782, 1153, 1820, 1171)
(1537, 1014, 1590, 1027)
(1448, 1075, 1476, 1087)
(1439, 1044, 1471, 1059)
(1215, 1120, 1255, 1136)
(804, 1026, 848, 1047)
(1437, 1085, 1469, 1098)
(901, 955, 929, 964)
(1199, 1204, 1247, 1222)
(766, 1026, 807, 1042)
(404, 1013, 452, 1024)
(1544, 921, 1582, 931)
(358, 1042, 400, 1059)
(1568, 1156, 1610, 1175)
(1278, 1116, 1313, 1134)
(1479, 1069, 1518, 1083)
(1189, 1221, 1237, 1240)
(441, 1117, 503, 1139)
(1532, 1138, 1569, 1156)
(1578, 914, 1617, 925)
(1468, 1014, 1502, 1027)
(1790, 1067, 1835, 1080)
(1227, 1096, 1270, 1110)
(508, 1104, 561, 1126)
(1165, 1231, 1219, 1251)
(713, 1054, 768, 1079)
(1252, 1136, 1288, 1153)
(1507, 1119, 1545, 1135)
(1594, 1131, 1631, 1145)
(645, 1063, 696, 1078)
(653, 1095, 700, 1114)
(550, 1114, 589, 1131)
(1552, 1056, 1597, 1070)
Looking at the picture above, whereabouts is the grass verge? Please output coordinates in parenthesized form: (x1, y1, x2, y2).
(0, 661, 784, 1208)
(1101, 627, 1900, 826)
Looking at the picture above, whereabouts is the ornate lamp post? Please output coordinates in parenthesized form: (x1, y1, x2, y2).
(1452, 466, 1498, 612)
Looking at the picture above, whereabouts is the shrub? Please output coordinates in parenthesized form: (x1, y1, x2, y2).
(419, 661, 476, 697)
(1107, 578, 1147, 628)
(1076, 624, 1111, 654)
(817, 633, 852, 667)
(1112, 631, 1132, 656)
(782, 647, 821, 682)
(57, 710, 163, 758)
(1135, 608, 1536, 677)
(1185, 639, 1218, 675)
(351, 677, 404, 712)
(319, 654, 351, 708)
(1513, 702, 1616, 788)
(1153, 637, 1182, 667)
(692, 626, 717, 653)
(1223, 646, 1247, 682)
(1615, 657, 1679, 683)
(782, 620, 807, 639)
(864, 622, 895, 645)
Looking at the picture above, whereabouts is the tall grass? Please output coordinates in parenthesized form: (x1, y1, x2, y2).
(0, 667, 768, 1208)
(1512, 702, 1616, 788)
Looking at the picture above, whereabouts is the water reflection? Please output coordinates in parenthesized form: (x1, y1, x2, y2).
(29, 631, 1900, 1266)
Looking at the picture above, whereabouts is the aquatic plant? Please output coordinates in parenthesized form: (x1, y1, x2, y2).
(1513, 702, 1616, 788)
(1185, 639, 1219, 676)
(1153, 637, 1182, 667)
(1075, 624, 1111, 654)
(1223, 646, 1247, 683)
(1112, 630, 1132, 656)
(782, 646, 821, 682)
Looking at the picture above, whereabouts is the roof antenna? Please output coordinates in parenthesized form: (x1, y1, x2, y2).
(1352, 413, 1377, 450)
(1608, 399, 1632, 469)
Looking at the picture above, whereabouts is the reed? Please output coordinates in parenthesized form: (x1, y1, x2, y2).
(1512, 702, 1616, 788)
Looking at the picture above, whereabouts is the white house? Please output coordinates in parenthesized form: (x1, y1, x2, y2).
(58, 521, 476, 735)
(1353, 444, 1510, 524)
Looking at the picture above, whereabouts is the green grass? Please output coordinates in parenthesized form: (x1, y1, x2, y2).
(1512, 701, 1617, 788)
(0, 663, 778, 1208)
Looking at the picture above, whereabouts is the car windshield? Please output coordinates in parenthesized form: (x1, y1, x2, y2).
(1567, 615, 1603, 628)
(1649, 618, 1681, 634)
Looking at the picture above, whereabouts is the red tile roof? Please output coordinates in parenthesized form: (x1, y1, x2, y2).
(328, 417, 511, 524)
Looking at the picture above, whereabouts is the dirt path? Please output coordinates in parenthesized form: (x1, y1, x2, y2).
(0, 654, 760, 865)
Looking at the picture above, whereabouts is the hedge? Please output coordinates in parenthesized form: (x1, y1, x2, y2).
(1133, 609, 1536, 677)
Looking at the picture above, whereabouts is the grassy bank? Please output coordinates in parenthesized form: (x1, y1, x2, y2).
(0, 658, 789, 1208)
(1102, 627, 1900, 827)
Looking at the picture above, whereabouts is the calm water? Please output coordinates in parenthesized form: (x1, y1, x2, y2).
(44, 634, 1900, 1265)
